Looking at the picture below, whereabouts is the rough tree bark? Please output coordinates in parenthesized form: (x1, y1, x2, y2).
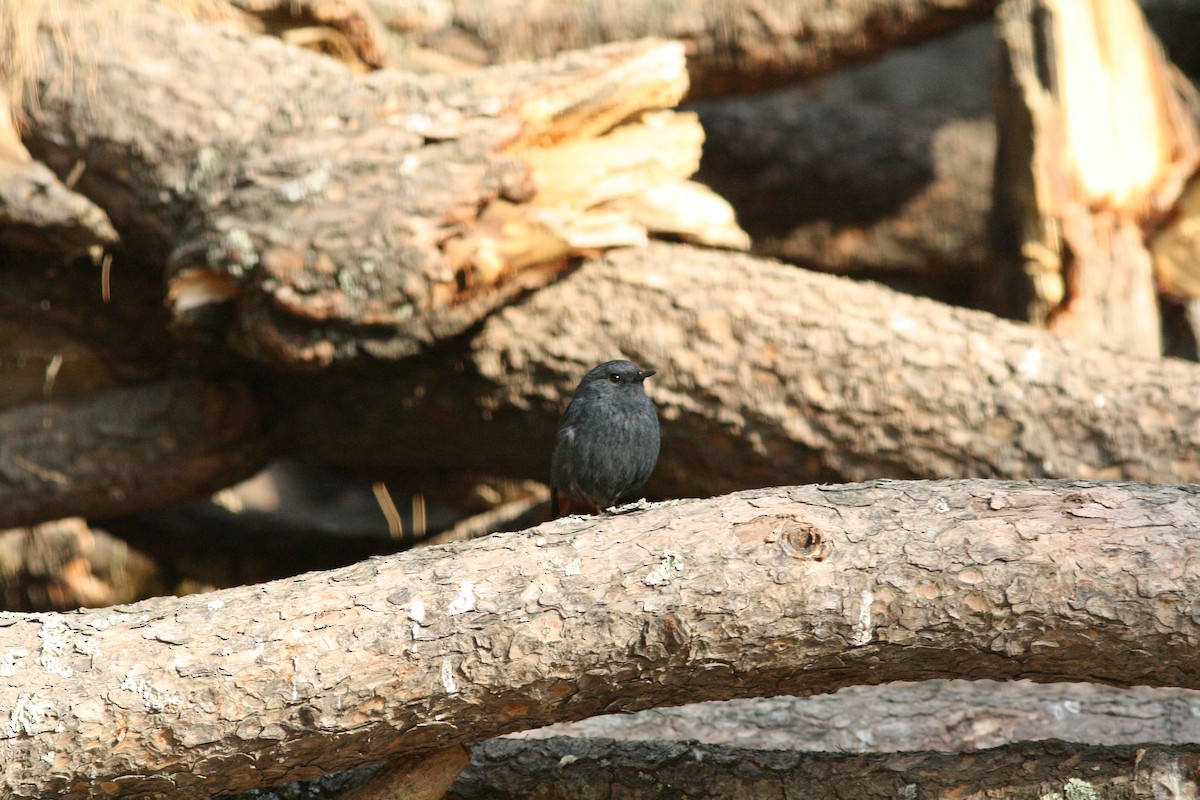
(2, 479, 1200, 797)
(22, 2, 740, 368)
(989, 0, 1200, 356)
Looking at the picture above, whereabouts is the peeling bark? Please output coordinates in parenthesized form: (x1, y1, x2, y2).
(2, 480, 1200, 797)
(0, 380, 269, 529)
(22, 2, 719, 368)
(989, 0, 1200, 356)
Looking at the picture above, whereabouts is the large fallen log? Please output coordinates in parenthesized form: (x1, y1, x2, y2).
(22, 1, 738, 368)
(221, 738, 1200, 800)
(2, 479, 1200, 797)
(695, 91, 994, 292)
(284, 242, 1200, 499)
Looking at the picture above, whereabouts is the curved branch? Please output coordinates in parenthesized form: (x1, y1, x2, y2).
(1, 479, 1199, 796)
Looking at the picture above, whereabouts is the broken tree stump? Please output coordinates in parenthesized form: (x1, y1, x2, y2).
(990, 0, 1200, 356)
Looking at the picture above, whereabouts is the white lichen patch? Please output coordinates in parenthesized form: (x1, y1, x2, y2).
(850, 589, 874, 646)
(440, 659, 459, 694)
(3, 692, 56, 738)
(37, 617, 94, 678)
(279, 164, 331, 202)
(1017, 347, 1042, 380)
(87, 613, 130, 630)
(408, 599, 426, 624)
(1049, 699, 1081, 719)
(206, 599, 225, 611)
(120, 674, 182, 713)
(208, 227, 259, 275)
(0, 649, 28, 677)
(1039, 777, 1099, 800)
(888, 313, 917, 336)
(643, 551, 684, 586)
(447, 582, 477, 616)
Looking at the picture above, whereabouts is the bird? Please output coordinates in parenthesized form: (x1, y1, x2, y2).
(551, 359, 661, 517)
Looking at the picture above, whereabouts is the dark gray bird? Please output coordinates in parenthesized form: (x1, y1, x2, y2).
(551, 360, 660, 516)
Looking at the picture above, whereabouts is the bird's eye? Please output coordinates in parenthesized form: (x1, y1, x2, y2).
(608, 373, 622, 383)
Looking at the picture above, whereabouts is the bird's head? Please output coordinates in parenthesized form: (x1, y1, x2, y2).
(579, 359, 656, 394)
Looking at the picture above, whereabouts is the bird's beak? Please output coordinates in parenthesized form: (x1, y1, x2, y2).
(639, 369, 656, 380)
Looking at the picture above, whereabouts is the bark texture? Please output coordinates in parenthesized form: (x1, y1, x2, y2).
(0, 160, 117, 256)
(2, 480, 1200, 797)
(286, 242, 1200, 500)
(14, 241, 1200, 528)
(0, 380, 269, 529)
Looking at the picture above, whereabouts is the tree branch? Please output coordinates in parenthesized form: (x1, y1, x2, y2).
(2, 479, 1200, 797)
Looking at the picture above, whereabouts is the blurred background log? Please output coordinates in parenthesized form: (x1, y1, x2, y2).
(0, 518, 160, 611)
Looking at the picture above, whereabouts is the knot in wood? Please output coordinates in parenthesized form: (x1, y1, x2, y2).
(733, 515, 829, 560)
